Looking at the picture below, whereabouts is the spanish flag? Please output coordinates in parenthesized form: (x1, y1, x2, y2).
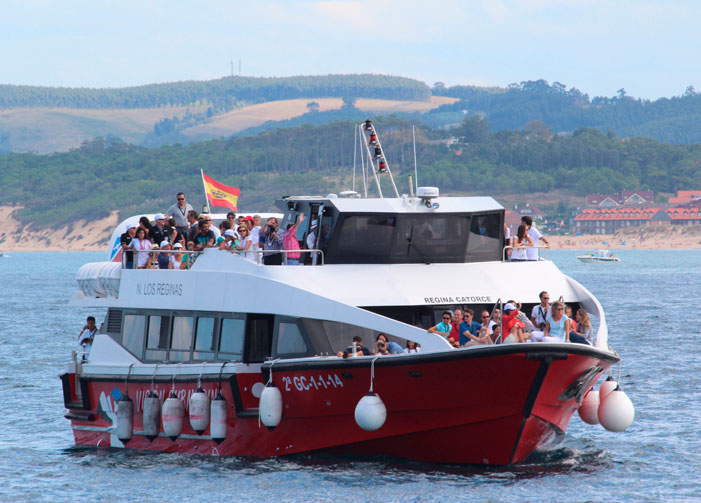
(202, 172, 240, 211)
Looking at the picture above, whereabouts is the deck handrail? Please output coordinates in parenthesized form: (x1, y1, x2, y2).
(120, 247, 325, 269)
(501, 244, 549, 262)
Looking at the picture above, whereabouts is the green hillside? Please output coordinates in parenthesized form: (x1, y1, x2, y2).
(1, 117, 698, 230)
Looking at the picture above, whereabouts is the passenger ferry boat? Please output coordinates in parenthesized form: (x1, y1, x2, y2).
(61, 121, 629, 465)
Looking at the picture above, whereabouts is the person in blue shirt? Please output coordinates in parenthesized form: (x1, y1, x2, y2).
(428, 311, 459, 347)
(459, 309, 483, 346)
(374, 333, 404, 355)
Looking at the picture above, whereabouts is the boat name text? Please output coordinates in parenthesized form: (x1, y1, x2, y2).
(136, 282, 184, 296)
(424, 295, 493, 304)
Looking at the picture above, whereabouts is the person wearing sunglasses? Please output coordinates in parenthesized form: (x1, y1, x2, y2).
(234, 226, 257, 263)
(164, 192, 193, 237)
(532, 300, 571, 343)
(459, 308, 490, 346)
(530, 291, 551, 330)
(428, 311, 459, 347)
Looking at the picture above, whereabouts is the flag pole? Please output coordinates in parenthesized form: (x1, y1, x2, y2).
(200, 169, 211, 214)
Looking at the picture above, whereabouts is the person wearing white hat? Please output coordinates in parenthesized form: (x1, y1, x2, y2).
(170, 242, 185, 270)
(221, 229, 237, 250)
(120, 223, 137, 269)
(157, 240, 171, 269)
(149, 213, 168, 245)
(501, 302, 527, 344)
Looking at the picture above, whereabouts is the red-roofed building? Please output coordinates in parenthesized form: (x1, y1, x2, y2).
(666, 207, 701, 225)
(574, 207, 670, 234)
(669, 190, 701, 204)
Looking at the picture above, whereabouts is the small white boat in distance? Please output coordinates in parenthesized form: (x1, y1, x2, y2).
(577, 249, 620, 263)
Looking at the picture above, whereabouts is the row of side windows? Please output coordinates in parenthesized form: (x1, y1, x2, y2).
(115, 310, 310, 363)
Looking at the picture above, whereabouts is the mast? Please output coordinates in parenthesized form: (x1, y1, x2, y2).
(200, 169, 211, 213)
(359, 119, 400, 198)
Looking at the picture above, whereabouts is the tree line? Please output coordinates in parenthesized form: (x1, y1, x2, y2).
(0, 116, 698, 230)
(0, 74, 430, 110)
(431, 79, 701, 144)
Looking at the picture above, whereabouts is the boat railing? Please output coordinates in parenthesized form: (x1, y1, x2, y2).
(501, 244, 549, 262)
(121, 247, 325, 269)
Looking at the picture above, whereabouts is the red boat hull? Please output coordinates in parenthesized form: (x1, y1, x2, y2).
(62, 344, 615, 465)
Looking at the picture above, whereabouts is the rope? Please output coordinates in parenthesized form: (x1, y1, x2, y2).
(124, 363, 134, 395)
(369, 354, 380, 393)
(218, 362, 228, 393)
(150, 363, 159, 392)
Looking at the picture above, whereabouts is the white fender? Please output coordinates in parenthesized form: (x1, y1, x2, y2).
(578, 389, 600, 425)
(142, 391, 161, 441)
(162, 391, 185, 441)
(116, 393, 134, 444)
(210, 391, 228, 444)
(354, 392, 386, 431)
(188, 387, 211, 435)
(259, 384, 283, 430)
(599, 376, 618, 403)
(598, 387, 635, 432)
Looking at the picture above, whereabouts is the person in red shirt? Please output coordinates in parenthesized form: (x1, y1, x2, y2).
(449, 309, 463, 346)
(502, 302, 527, 343)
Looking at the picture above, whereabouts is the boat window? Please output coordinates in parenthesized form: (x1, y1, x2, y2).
(245, 315, 274, 363)
(169, 316, 193, 362)
(393, 214, 471, 263)
(273, 318, 310, 357)
(218, 318, 245, 361)
(326, 212, 502, 264)
(330, 215, 396, 262)
(466, 212, 502, 262)
(193, 317, 216, 361)
(145, 315, 170, 361)
(122, 314, 146, 357)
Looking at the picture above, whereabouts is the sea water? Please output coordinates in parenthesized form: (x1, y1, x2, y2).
(0, 250, 699, 502)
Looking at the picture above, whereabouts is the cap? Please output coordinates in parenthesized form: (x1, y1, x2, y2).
(125, 223, 135, 230)
(224, 229, 236, 237)
(311, 219, 319, 228)
(503, 302, 516, 311)
(173, 243, 183, 249)
(160, 240, 170, 248)
(155, 213, 165, 220)
(244, 216, 254, 221)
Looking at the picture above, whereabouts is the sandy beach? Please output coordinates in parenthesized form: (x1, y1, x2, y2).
(1, 205, 699, 252)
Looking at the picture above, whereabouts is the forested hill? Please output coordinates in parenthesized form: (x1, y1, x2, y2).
(432, 80, 701, 144)
(0, 74, 430, 109)
(1, 116, 698, 230)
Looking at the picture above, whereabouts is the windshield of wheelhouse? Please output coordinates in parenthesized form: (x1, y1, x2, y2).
(325, 211, 503, 264)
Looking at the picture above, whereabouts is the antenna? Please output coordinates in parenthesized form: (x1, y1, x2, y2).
(239, 59, 242, 75)
(352, 125, 357, 192)
(230, 61, 234, 77)
(412, 125, 418, 193)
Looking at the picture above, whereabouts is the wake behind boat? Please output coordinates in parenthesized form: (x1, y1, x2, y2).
(61, 120, 633, 465)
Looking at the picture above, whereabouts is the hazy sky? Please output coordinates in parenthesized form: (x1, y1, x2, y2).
(1, 0, 697, 99)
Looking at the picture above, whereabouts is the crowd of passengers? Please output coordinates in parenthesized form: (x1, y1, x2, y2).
(119, 192, 315, 269)
(338, 291, 594, 358)
(426, 291, 594, 347)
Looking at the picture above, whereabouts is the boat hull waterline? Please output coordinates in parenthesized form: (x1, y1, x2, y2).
(62, 345, 616, 465)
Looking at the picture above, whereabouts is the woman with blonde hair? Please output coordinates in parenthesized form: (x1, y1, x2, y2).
(532, 300, 571, 342)
(569, 309, 594, 345)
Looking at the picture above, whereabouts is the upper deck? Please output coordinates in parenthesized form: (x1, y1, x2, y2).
(278, 193, 505, 265)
